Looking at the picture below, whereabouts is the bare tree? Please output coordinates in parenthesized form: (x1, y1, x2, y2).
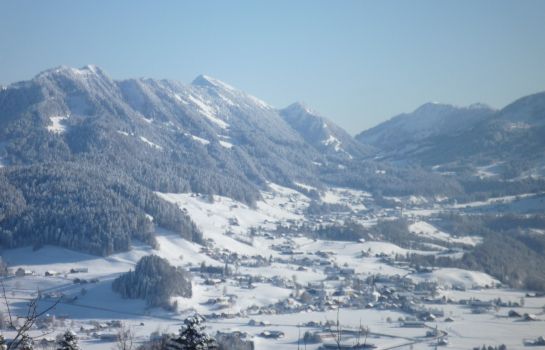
(326, 307, 342, 350)
(355, 319, 369, 349)
(1, 280, 60, 350)
(114, 322, 134, 350)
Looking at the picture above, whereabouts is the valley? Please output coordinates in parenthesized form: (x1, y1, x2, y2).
(0, 66, 544, 349)
(2, 183, 544, 349)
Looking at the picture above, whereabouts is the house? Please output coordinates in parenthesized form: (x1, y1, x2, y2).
(437, 338, 448, 346)
(15, 268, 33, 277)
(507, 309, 521, 318)
(340, 268, 356, 276)
(257, 330, 284, 339)
(70, 267, 89, 273)
(523, 336, 545, 346)
(401, 321, 426, 328)
(216, 331, 254, 350)
(523, 313, 539, 321)
(45, 270, 57, 277)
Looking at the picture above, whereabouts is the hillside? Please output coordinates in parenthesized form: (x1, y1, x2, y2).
(0, 66, 460, 255)
(356, 92, 545, 179)
(280, 102, 373, 161)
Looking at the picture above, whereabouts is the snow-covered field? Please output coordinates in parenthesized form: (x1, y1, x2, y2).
(409, 221, 482, 246)
(1, 184, 544, 349)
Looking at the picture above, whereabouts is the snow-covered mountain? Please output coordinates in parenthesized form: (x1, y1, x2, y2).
(0, 66, 328, 253)
(356, 102, 495, 155)
(0, 65, 325, 194)
(355, 92, 545, 179)
(0, 65, 467, 255)
(280, 102, 373, 161)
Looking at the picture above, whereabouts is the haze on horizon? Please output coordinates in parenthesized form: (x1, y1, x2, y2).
(1, 0, 544, 133)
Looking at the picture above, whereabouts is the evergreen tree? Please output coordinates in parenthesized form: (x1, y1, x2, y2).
(19, 334, 34, 350)
(56, 330, 80, 350)
(167, 314, 216, 349)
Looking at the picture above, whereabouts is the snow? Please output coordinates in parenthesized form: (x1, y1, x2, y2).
(452, 192, 542, 209)
(199, 75, 237, 92)
(187, 94, 229, 129)
(156, 183, 310, 256)
(322, 134, 342, 152)
(218, 93, 236, 106)
(139, 136, 163, 150)
(68, 65, 100, 77)
(0, 177, 541, 349)
(320, 187, 371, 211)
(46, 115, 69, 134)
(191, 135, 210, 145)
(173, 94, 189, 104)
(0, 142, 5, 168)
(116, 130, 130, 136)
(246, 94, 271, 109)
(294, 182, 316, 192)
(409, 268, 500, 289)
(1, 230, 215, 280)
(219, 140, 233, 149)
(476, 162, 503, 178)
(409, 221, 482, 246)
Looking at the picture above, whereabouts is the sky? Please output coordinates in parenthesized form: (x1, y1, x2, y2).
(1, 1, 545, 133)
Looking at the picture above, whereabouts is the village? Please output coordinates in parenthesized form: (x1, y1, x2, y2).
(1, 184, 545, 349)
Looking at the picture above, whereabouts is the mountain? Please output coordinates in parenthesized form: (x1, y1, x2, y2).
(280, 102, 374, 161)
(355, 102, 495, 155)
(0, 65, 460, 255)
(356, 93, 545, 179)
(0, 66, 326, 197)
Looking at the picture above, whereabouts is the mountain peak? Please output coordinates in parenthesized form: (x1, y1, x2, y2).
(414, 101, 494, 114)
(283, 102, 320, 116)
(191, 74, 236, 92)
(36, 64, 108, 81)
(413, 101, 454, 113)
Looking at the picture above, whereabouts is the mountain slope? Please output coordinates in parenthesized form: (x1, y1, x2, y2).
(0, 66, 326, 254)
(0, 65, 462, 255)
(355, 92, 545, 178)
(356, 102, 495, 155)
(280, 102, 373, 161)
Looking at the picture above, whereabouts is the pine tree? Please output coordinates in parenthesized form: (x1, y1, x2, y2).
(20, 334, 34, 350)
(167, 314, 216, 349)
(56, 330, 80, 350)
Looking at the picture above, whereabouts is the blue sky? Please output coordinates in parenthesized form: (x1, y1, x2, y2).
(1, 1, 544, 133)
